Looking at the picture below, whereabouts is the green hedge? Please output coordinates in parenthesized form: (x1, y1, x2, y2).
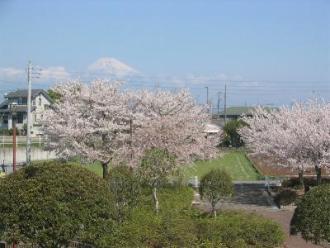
(197, 211, 285, 248)
(0, 162, 114, 247)
(291, 184, 330, 244)
(107, 186, 284, 248)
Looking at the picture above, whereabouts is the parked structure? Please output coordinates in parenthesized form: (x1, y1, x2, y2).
(0, 89, 52, 136)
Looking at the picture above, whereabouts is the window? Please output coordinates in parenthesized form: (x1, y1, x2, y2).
(39, 97, 42, 106)
(16, 112, 24, 124)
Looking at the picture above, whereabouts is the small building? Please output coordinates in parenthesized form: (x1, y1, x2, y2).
(218, 106, 255, 120)
(0, 89, 52, 136)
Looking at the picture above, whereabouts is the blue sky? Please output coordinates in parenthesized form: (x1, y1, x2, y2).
(0, 0, 329, 106)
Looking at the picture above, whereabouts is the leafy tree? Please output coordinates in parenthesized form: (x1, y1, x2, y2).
(291, 184, 330, 244)
(0, 162, 114, 247)
(106, 166, 141, 223)
(138, 148, 176, 213)
(199, 169, 234, 217)
(222, 119, 246, 147)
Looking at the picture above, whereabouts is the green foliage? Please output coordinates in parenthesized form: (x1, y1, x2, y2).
(106, 166, 141, 223)
(139, 148, 176, 188)
(274, 188, 298, 207)
(107, 186, 198, 248)
(222, 119, 246, 147)
(0, 162, 114, 247)
(108, 186, 284, 248)
(291, 184, 330, 244)
(199, 169, 234, 215)
(47, 89, 62, 102)
(282, 176, 330, 191)
(197, 211, 285, 248)
(139, 148, 177, 212)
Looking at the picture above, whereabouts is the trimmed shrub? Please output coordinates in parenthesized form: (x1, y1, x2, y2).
(197, 211, 285, 248)
(0, 162, 114, 247)
(199, 169, 234, 217)
(291, 184, 330, 244)
(274, 188, 298, 207)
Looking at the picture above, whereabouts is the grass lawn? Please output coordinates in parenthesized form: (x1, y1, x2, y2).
(181, 150, 261, 182)
(78, 150, 261, 181)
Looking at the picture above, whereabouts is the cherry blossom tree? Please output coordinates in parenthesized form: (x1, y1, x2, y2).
(43, 82, 220, 179)
(128, 89, 219, 167)
(240, 100, 330, 186)
(42, 80, 132, 178)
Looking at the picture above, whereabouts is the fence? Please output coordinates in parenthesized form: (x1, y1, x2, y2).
(0, 136, 47, 145)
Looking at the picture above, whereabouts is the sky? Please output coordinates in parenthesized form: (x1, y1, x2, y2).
(0, 0, 329, 106)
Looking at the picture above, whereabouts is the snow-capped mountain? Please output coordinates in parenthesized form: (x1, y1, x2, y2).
(88, 57, 139, 78)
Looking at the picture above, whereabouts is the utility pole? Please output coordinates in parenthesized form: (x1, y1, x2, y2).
(1, 114, 5, 172)
(205, 86, 209, 113)
(217, 91, 222, 116)
(26, 61, 32, 166)
(224, 83, 227, 124)
(9, 103, 17, 173)
(9, 103, 17, 248)
(129, 119, 133, 160)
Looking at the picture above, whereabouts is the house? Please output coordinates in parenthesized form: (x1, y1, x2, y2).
(0, 89, 52, 136)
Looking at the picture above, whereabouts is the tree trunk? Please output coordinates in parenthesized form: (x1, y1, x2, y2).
(152, 187, 159, 214)
(315, 166, 322, 186)
(298, 169, 304, 189)
(212, 205, 217, 218)
(102, 162, 109, 179)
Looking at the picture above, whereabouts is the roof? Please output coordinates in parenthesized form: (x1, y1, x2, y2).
(219, 106, 255, 116)
(205, 123, 221, 133)
(0, 100, 8, 109)
(5, 89, 53, 103)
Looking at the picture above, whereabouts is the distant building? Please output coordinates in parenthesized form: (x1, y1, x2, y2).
(214, 106, 276, 126)
(218, 106, 255, 120)
(0, 89, 52, 136)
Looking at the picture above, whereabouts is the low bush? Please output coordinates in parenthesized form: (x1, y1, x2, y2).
(107, 185, 284, 248)
(0, 162, 115, 247)
(274, 188, 298, 207)
(197, 211, 285, 248)
(291, 184, 330, 244)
